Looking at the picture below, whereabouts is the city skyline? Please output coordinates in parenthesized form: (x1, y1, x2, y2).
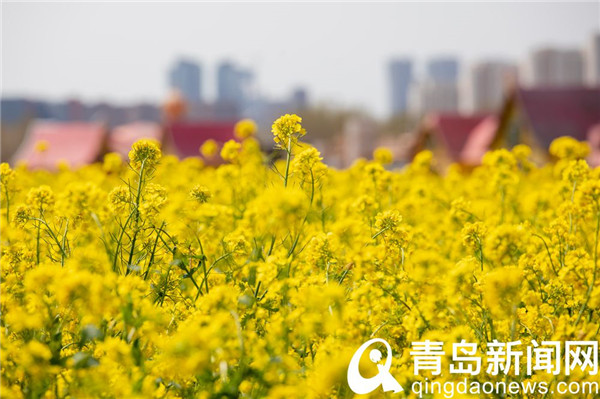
(3, 29, 599, 123)
(169, 59, 203, 103)
(3, 2, 599, 117)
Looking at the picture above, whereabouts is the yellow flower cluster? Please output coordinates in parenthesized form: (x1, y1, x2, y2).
(200, 139, 218, 157)
(271, 113, 306, 149)
(1, 116, 599, 398)
(235, 118, 258, 140)
(220, 139, 242, 163)
(128, 139, 162, 170)
(549, 136, 591, 160)
(373, 147, 393, 165)
(34, 139, 49, 153)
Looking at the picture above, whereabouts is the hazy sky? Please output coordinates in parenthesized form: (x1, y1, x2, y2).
(2, 2, 599, 116)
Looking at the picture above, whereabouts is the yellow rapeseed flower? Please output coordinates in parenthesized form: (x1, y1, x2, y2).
(128, 139, 161, 170)
(271, 113, 305, 149)
(220, 139, 241, 163)
(549, 136, 590, 160)
(103, 152, 123, 173)
(190, 185, 212, 204)
(34, 140, 49, 153)
(234, 119, 258, 140)
(26, 185, 55, 211)
(373, 147, 393, 165)
(1, 115, 598, 398)
(200, 139, 218, 157)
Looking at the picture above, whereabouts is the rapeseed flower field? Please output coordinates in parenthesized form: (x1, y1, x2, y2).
(1, 115, 599, 398)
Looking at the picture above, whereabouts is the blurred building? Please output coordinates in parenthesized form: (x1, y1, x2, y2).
(291, 88, 308, 110)
(217, 61, 253, 113)
(408, 85, 600, 169)
(469, 61, 517, 112)
(416, 58, 460, 113)
(169, 59, 202, 103)
(1, 97, 160, 161)
(470, 87, 599, 166)
(127, 103, 161, 122)
(389, 59, 413, 115)
(1, 98, 54, 123)
(108, 122, 163, 159)
(166, 121, 236, 160)
(528, 48, 585, 87)
(495, 87, 600, 156)
(418, 81, 459, 113)
(585, 32, 600, 85)
(12, 120, 107, 170)
(410, 113, 489, 167)
(428, 58, 459, 84)
(244, 88, 308, 142)
(341, 116, 377, 167)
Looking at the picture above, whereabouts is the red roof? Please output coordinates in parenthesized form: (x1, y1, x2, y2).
(13, 120, 106, 170)
(518, 87, 600, 148)
(460, 116, 499, 165)
(108, 122, 163, 158)
(430, 114, 489, 161)
(168, 121, 237, 158)
(588, 123, 600, 167)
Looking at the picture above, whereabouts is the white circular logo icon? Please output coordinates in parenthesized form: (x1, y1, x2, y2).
(347, 338, 403, 394)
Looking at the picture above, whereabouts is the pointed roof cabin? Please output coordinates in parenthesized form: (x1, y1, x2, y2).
(410, 113, 490, 167)
(410, 86, 600, 168)
(490, 86, 600, 164)
(12, 120, 106, 170)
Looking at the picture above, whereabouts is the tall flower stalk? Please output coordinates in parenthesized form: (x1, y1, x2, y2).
(111, 139, 162, 274)
(271, 114, 305, 188)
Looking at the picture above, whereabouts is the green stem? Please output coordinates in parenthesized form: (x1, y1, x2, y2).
(91, 212, 112, 262)
(532, 233, 558, 276)
(3, 185, 10, 224)
(195, 237, 210, 296)
(126, 161, 146, 275)
(575, 206, 599, 325)
(283, 137, 292, 188)
(309, 169, 315, 206)
(371, 226, 390, 240)
(196, 252, 231, 300)
(158, 265, 172, 307)
(112, 210, 135, 273)
(31, 217, 68, 265)
(61, 220, 69, 266)
(36, 219, 41, 265)
(478, 238, 484, 271)
(201, 257, 209, 295)
(567, 180, 577, 252)
(143, 222, 165, 280)
(185, 260, 202, 297)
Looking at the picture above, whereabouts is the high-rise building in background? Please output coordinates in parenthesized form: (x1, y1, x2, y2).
(417, 57, 460, 113)
(469, 61, 517, 112)
(244, 87, 309, 137)
(528, 48, 585, 87)
(291, 88, 308, 110)
(217, 62, 253, 107)
(418, 81, 460, 113)
(428, 58, 459, 84)
(585, 33, 600, 85)
(168, 59, 202, 103)
(389, 59, 413, 115)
